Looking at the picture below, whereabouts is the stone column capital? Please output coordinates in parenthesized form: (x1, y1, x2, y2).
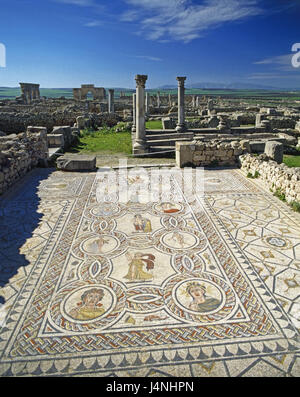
(176, 77, 186, 86)
(108, 89, 114, 94)
(135, 75, 148, 88)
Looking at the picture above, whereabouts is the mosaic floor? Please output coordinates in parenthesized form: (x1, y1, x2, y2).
(0, 167, 299, 377)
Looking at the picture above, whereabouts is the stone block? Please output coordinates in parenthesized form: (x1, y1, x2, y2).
(26, 126, 47, 134)
(56, 155, 96, 171)
(47, 134, 64, 148)
(264, 141, 284, 164)
(249, 141, 265, 153)
(162, 117, 175, 130)
(240, 140, 251, 153)
(76, 116, 86, 130)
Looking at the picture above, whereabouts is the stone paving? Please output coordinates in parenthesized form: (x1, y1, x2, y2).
(0, 166, 299, 377)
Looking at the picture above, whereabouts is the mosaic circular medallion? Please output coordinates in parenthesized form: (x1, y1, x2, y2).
(153, 202, 184, 215)
(175, 279, 223, 314)
(81, 235, 119, 255)
(153, 227, 207, 255)
(263, 236, 292, 250)
(64, 285, 115, 322)
(90, 203, 120, 217)
(49, 280, 126, 331)
(72, 232, 128, 260)
(162, 231, 198, 250)
(164, 273, 236, 323)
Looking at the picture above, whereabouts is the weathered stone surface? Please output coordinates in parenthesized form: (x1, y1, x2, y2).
(240, 153, 300, 203)
(0, 128, 49, 195)
(264, 141, 283, 163)
(249, 141, 265, 153)
(162, 117, 175, 130)
(56, 155, 96, 171)
(47, 134, 64, 149)
(176, 141, 249, 167)
(76, 116, 86, 130)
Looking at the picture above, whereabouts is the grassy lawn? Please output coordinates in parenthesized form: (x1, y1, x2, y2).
(70, 129, 132, 155)
(65, 127, 175, 167)
(146, 120, 163, 129)
(283, 154, 300, 168)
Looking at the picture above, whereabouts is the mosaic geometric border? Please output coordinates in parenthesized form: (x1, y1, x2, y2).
(0, 168, 299, 377)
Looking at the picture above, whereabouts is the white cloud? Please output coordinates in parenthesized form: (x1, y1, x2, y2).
(253, 53, 300, 72)
(135, 55, 162, 61)
(121, 0, 263, 43)
(55, 0, 95, 6)
(254, 54, 292, 65)
(84, 20, 103, 27)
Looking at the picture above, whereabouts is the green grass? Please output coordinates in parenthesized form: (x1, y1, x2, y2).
(146, 120, 163, 129)
(273, 188, 286, 202)
(283, 154, 300, 168)
(272, 188, 300, 213)
(247, 171, 260, 179)
(70, 127, 132, 155)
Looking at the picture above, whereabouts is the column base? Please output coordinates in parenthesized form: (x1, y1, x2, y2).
(133, 140, 148, 156)
(176, 124, 186, 133)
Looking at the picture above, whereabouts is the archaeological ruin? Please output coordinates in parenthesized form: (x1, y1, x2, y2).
(73, 84, 106, 101)
(0, 75, 300, 378)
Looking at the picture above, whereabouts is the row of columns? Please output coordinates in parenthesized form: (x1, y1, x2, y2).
(133, 75, 187, 155)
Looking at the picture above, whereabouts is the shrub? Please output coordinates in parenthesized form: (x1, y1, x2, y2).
(290, 201, 300, 213)
(247, 171, 260, 179)
(273, 188, 286, 202)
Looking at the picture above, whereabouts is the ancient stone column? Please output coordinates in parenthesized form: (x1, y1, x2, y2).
(168, 94, 172, 107)
(256, 114, 262, 127)
(207, 99, 213, 115)
(132, 93, 136, 133)
(108, 89, 115, 113)
(133, 75, 148, 154)
(145, 93, 149, 114)
(176, 77, 186, 133)
(157, 91, 160, 108)
(192, 95, 196, 108)
(196, 96, 199, 108)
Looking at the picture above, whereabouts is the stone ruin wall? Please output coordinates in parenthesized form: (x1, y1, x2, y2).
(0, 106, 121, 134)
(0, 128, 48, 195)
(240, 153, 300, 204)
(176, 140, 250, 168)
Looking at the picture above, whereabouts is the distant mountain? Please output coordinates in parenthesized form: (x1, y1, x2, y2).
(156, 85, 177, 90)
(188, 82, 280, 90)
(157, 82, 293, 90)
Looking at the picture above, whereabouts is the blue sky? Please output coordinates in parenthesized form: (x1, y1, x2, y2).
(0, 0, 299, 88)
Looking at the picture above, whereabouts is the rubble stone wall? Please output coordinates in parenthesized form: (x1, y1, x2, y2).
(240, 153, 300, 203)
(176, 140, 249, 168)
(0, 129, 48, 195)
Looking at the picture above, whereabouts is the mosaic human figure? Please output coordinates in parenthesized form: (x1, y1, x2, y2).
(171, 232, 186, 248)
(133, 214, 152, 233)
(69, 288, 105, 320)
(186, 282, 221, 313)
(87, 236, 109, 254)
(124, 252, 155, 282)
(159, 202, 180, 214)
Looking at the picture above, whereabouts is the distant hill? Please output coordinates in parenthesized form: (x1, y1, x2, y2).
(157, 82, 283, 90)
